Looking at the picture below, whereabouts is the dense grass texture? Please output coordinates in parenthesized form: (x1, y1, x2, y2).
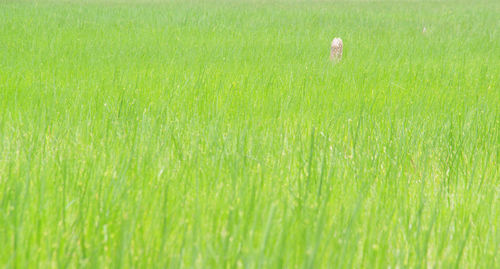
(0, 0, 499, 268)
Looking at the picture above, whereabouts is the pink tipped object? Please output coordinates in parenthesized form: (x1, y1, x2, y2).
(330, 37, 343, 62)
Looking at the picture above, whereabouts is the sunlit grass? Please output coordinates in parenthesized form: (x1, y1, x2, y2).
(0, 0, 498, 267)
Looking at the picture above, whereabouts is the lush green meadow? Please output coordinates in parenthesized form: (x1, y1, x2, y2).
(0, 0, 499, 267)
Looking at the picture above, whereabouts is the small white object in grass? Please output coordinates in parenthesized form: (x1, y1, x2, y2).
(330, 37, 343, 62)
(423, 27, 427, 33)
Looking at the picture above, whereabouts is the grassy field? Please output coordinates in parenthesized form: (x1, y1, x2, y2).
(0, 0, 499, 268)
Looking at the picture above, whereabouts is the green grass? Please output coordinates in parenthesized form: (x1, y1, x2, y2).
(0, 0, 499, 267)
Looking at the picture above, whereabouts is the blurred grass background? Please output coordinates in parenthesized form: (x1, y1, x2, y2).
(0, 0, 498, 267)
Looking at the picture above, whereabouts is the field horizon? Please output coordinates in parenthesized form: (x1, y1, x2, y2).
(0, 0, 498, 268)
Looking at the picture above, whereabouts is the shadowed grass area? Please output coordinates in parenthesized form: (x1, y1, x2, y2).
(0, 0, 498, 267)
